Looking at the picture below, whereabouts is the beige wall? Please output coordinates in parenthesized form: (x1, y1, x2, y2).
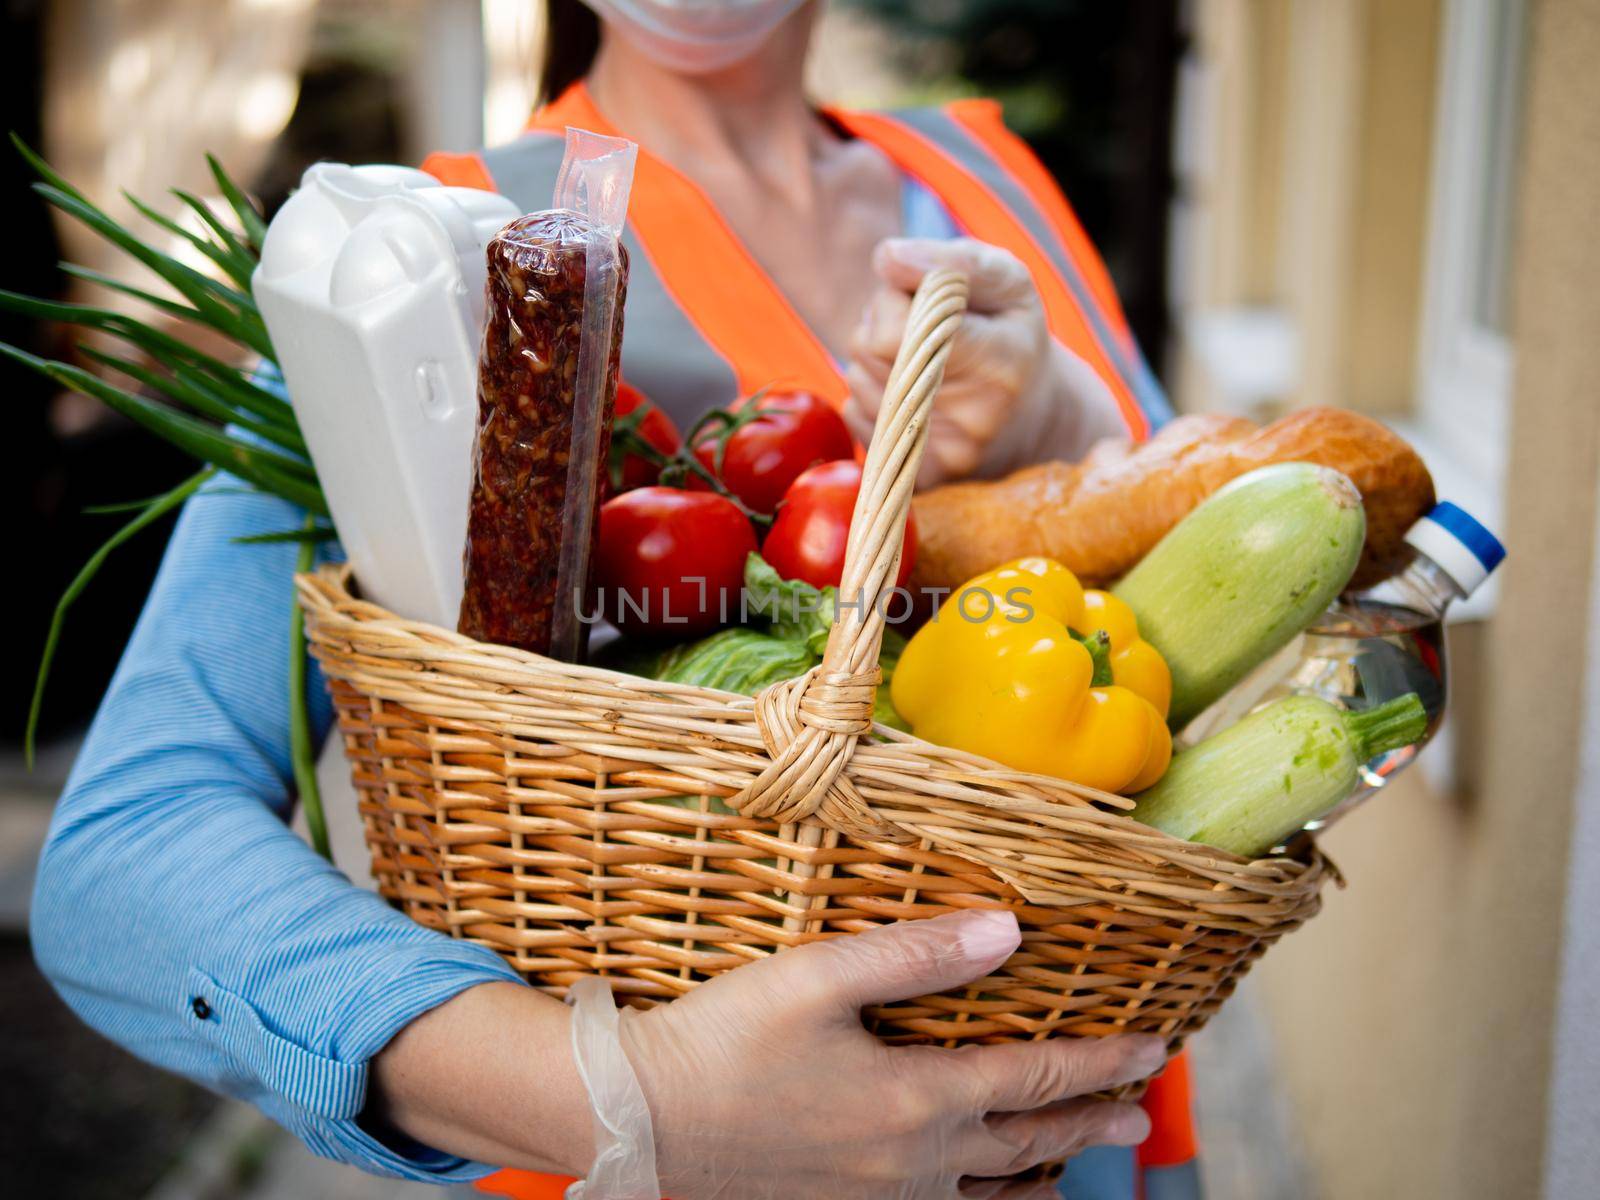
(1253, 769, 1469, 1196)
(1343, 0, 1443, 415)
(1176, 0, 1600, 1194)
(1242, 0, 1600, 1195)
(1442, 0, 1600, 1188)
(1175, 0, 1440, 418)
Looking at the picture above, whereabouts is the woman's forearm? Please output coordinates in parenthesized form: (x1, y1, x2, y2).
(31, 479, 531, 1182)
(369, 981, 595, 1177)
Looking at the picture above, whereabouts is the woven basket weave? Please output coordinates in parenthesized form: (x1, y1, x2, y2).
(299, 269, 1333, 1058)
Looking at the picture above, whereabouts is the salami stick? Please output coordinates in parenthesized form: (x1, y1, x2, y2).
(459, 211, 629, 654)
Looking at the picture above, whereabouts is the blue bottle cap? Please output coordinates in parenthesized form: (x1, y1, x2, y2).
(1405, 501, 1506, 595)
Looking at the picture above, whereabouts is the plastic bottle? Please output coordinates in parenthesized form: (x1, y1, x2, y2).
(1271, 501, 1505, 827)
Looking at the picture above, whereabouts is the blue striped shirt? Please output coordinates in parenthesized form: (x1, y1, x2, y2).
(29, 475, 520, 1183)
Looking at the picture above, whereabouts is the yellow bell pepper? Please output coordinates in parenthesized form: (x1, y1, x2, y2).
(890, 558, 1171, 794)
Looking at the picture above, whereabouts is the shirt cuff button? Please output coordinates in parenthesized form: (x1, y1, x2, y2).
(191, 996, 212, 1021)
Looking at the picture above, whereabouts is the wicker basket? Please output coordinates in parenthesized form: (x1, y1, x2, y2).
(298, 270, 1334, 1061)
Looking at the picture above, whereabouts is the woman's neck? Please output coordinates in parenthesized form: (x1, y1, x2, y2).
(575, 4, 904, 360)
(584, 7, 828, 204)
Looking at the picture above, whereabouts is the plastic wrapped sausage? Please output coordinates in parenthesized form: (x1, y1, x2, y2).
(459, 130, 637, 658)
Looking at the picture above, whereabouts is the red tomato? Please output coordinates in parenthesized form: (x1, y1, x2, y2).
(610, 382, 681, 493)
(691, 390, 855, 514)
(761, 460, 917, 592)
(596, 487, 757, 636)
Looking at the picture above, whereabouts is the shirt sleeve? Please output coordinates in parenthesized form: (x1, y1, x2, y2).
(28, 477, 522, 1183)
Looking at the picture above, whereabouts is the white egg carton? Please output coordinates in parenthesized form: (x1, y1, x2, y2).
(254, 163, 518, 626)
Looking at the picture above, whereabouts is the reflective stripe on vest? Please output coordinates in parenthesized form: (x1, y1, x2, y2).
(824, 105, 1161, 438)
(422, 82, 1168, 440)
(887, 100, 1171, 433)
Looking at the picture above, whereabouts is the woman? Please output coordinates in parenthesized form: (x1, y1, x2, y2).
(31, 2, 1188, 1198)
(426, 2, 1169, 479)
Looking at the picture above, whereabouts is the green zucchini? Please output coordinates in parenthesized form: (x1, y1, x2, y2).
(1113, 463, 1365, 728)
(1129, 693, 1426, 857)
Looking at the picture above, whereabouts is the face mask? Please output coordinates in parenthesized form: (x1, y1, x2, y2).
(581, 0, 808, 73)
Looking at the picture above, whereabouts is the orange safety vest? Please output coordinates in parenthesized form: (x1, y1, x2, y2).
(423, 82, 1167, 439)
(422, 82, 1191, 1200)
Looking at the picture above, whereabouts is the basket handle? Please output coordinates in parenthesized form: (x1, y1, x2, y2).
(731, 269, 968, 839)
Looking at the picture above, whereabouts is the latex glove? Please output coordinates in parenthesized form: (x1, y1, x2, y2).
(845, 238, 1124, 488)
(573, 909, 1164, 1199)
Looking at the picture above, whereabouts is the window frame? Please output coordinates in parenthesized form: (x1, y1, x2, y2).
(1414, 0, 1526, 494)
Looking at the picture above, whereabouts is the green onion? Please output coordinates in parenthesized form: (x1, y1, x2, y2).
(26, 469, 215, 765)
(4, 139, 340, 757)
(289, 518, 329, 859)
(207, 152, 268, 250)
(1, 346, 327, 513)
(233, 525, 338, 546)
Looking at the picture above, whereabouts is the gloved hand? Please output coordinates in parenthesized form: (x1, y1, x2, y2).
(570, 909, 1164, 1199)
(844, 238, 1125, 488)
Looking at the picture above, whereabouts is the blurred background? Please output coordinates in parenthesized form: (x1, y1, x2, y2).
(3, 0, 1597, 1196)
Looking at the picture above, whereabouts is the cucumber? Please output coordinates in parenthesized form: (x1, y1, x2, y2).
(1129, 693, 1426, 858)
(1113, 463, 1365, 728)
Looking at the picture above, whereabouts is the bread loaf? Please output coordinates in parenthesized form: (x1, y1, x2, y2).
(908, 407, 1435, 593)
